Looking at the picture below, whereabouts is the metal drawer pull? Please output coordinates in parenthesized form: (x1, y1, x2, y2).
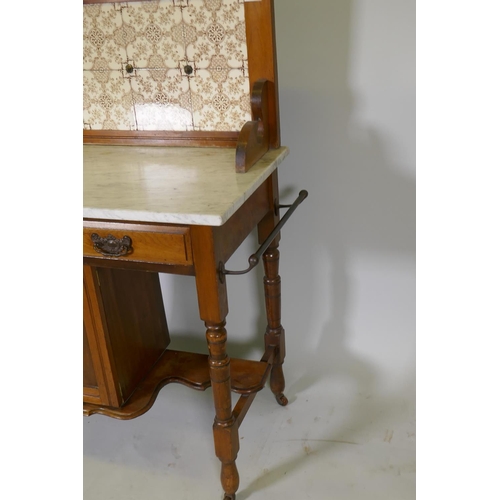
(219, 190, 308, 282)
(91, 233, 133, 257)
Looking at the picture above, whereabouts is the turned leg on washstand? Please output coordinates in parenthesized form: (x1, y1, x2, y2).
(262, 244, 288, 406)
(205, 321, 240, 500)
(192, 226, 240, 500)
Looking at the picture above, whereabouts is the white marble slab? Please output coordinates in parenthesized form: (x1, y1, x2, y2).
(83, 145, 289, 226)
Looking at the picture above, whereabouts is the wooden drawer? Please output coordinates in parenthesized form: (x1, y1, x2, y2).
(84, 221, 193, 266)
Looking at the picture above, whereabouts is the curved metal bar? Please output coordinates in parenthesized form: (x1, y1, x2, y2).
(219, 190, 308, 282)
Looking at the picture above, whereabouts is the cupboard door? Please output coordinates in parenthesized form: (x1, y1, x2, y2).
(95, 267, 170, 403)
(83, 265, 170, 409)
(83, 265, 120, 407)
(83, 322, 97, 390)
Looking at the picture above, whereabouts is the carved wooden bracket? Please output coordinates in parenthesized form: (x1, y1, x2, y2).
(235, 79, 271, 173)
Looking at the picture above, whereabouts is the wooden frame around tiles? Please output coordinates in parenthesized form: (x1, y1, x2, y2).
(83, 0, 280, 153)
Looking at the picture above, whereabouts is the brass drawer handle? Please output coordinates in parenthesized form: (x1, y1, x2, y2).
(91, 233, 133, 257)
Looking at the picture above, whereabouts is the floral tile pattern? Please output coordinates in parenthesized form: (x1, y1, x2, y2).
(83, 3, 127, 70)
(132, 69, 192, 130)
(83, 70, 136, 130)
(83, 0, 252, 132)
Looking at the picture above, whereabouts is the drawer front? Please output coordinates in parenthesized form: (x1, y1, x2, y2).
(83, 222, 193, 266)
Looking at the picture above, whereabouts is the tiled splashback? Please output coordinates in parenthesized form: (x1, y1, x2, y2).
(83, 0, 252, 132)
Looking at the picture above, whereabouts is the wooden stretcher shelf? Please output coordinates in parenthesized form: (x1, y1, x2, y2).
(83, 348, 276, 420)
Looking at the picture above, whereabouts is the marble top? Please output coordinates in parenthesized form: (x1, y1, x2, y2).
(83, 145, 289, 226)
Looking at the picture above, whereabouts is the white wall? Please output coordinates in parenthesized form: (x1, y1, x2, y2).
(161, 0, 415, 446)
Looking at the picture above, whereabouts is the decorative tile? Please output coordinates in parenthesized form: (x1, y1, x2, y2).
(83, 0, 251, 132)
(83, 71, 135, 130)
(131, 69, 193, 131)
(191, 69, 250, 131)
(121, 0, 183, 69)
(184, 0, 248, 69)
(83, 2, 127, 70)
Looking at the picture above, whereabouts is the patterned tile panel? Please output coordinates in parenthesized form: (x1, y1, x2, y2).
(83, 3, 127, 70)
(131, 69, 192, 130)
(83, 0, 251, 132)
(83, 70, 136, 130)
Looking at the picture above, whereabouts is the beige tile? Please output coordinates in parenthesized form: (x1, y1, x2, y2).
(83, 71, 135, 130)
(188, 68, 218, 130)
(83, 3, 127, 70)
(131, 70, 193, 131)
(190, 69, 250, 131)
(184, 0, 248, 68)
(123, 0, 183, 69)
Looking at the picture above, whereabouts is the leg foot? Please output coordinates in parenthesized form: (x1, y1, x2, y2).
(270, 363, 288, 406)
(221, 461, 239, 500)
(275, 393, 288, 406)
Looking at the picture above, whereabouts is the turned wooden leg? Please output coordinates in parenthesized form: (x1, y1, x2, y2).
(262, 245, 288, 406)
(206, 322, 240, 500)
(192, 226, 240, 500)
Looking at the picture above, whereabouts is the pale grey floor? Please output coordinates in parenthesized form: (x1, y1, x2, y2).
(84, 357, 415, 500)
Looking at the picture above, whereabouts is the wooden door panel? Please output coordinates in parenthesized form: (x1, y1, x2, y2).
(83, 322, 97, 389)
(83, 265, 170, 409)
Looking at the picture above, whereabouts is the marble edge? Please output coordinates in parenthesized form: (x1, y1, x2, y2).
(83, 147, 290, 227)
(217, 147, 290, 224)
(83, 207, 225, 226)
